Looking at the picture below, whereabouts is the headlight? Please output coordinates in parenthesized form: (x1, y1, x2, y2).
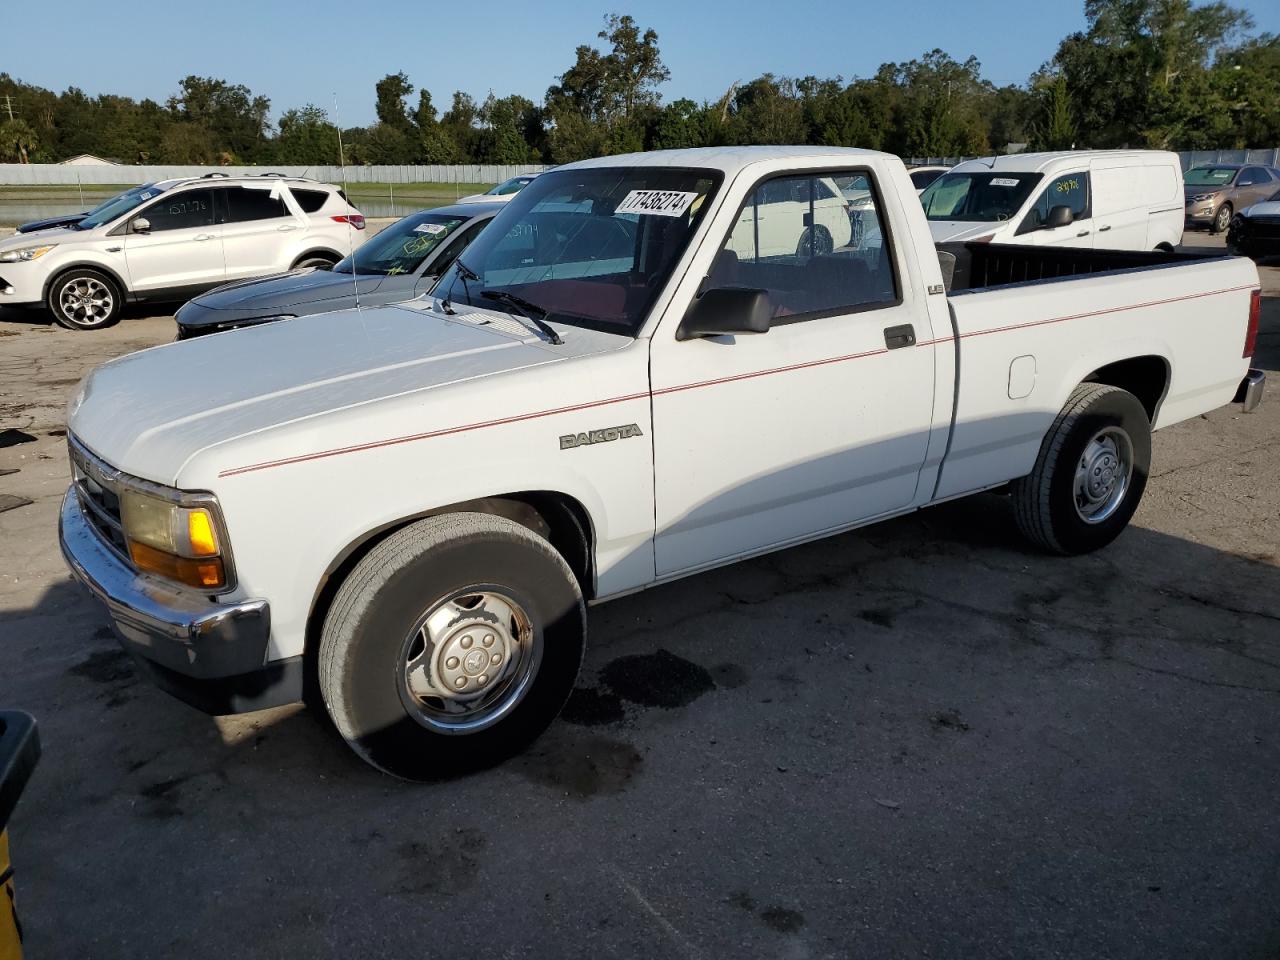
(0, 244, 56, 263)
(119, 488, 228, 589)
(1191, 193, 1217, 203)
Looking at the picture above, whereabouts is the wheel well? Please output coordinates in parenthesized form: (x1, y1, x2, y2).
(43, 263, 127, 304)
(303, 492, 595, 681)
(1154, 242, 1175, 253)
(291, 249, 341, 268)
(1083, 355, 1169, 421)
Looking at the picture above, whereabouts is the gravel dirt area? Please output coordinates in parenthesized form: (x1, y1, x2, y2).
(0, 234, 1277, 959)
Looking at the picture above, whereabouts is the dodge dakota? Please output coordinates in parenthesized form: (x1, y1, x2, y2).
(59, 147, 1266, 779)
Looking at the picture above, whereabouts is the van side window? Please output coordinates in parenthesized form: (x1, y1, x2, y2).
(1027, 172, 1090, 228)
(137, 189, 215, 232)
(714, 170, 898, 321)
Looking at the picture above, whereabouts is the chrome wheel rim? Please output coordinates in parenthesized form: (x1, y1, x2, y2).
(398, 588, 539, 734)
(1073, 426, 1133, 524)
(1214, 207, 1231, 232)
(58, 277, 113, 326)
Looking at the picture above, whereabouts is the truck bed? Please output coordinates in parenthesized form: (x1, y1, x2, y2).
(931, 243, 1258, 502)
(935, 241, 1216, 293)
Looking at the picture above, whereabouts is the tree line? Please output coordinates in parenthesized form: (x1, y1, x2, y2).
(2, 2, 1278, 168)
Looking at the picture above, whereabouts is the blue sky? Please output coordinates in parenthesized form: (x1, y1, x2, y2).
(6, 0, 1280, 126)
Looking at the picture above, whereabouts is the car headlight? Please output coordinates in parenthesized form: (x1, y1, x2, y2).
(0, 244, 56, 263)
(119, 488, 228, 589)
(1191, 193, 1217, 203)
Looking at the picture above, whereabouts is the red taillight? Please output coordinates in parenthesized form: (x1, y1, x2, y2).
(1244, 288, 1260, 359)
(332, 214, 366, 230)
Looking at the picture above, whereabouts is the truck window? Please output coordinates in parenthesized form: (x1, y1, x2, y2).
(920, 172, 1042, 222)
(1025, 172, 1090, 228)
(715, 171, 897, 320)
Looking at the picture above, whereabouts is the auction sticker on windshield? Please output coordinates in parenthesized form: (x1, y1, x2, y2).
(991, 178, 1020, 187)
(414, 223, 447, 234)
(615, 190, 699, 217)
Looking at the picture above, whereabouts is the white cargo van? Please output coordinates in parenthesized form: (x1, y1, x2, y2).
(922, 151, 1184, 251)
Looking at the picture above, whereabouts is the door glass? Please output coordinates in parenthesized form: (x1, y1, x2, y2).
(222, 186, 290, 222)
(1026, 173, 1089, 228)
(1238, 167, 1269, 187)
(428, 220, 488, 276)
(716, 171, 897, 319)
(137, 189, 214, 232)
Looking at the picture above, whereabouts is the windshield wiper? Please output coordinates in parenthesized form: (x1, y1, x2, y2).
(455, 257, 481, 282)
(480, 289, 564, 345)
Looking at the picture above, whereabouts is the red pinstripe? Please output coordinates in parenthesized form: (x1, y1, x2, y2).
(217, 282, 1258, 478)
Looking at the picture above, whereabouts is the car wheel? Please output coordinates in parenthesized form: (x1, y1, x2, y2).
(292, 253, 338, 270)
(47, 268, 123, 331)
(796, 226, 834, 260)
(1211, 204, 1232, 234)
(319, 513, 586, 780)
(1011, 383, 1151, 555)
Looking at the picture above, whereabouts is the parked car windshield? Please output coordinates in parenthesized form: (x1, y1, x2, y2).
(920, 172, 1043, 222)
(435, 166, 721, 336)
(1183, 167, 1237, 187)
(486, 176, 535, 196)
(332, 212, 469, 276)
(76, 183, 171, 229)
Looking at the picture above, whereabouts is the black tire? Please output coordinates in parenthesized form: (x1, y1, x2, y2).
(796, 226, 834, 259)
(319, 513, 585, 780)
(1211, 203, 1232, 235)
(1011, 383, 1151, 555)
(47, 268, 123, 330)
(292, 252, 339, 270)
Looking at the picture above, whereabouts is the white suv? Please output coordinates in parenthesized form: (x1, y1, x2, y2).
(0, 175, 366, 330)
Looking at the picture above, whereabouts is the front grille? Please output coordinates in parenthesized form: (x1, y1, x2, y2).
(69, 439, 130, 559)
(1246, 216, 1280, 242)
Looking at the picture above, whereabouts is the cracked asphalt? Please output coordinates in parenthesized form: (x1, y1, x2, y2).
(1, 234, 1277, 959)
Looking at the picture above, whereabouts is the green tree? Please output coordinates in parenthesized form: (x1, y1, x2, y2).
(0, 118, 38, 162)
(276, 105, 339, 164)
(1034, 73, 1077, 149)
(375, 71, 415, 132)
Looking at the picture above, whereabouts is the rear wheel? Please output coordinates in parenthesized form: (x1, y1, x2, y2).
(796, 226, 834, 260)
(1011, 384, 1151, 555)
(318, 513, 586, 780)
(47, 268, 122, 330)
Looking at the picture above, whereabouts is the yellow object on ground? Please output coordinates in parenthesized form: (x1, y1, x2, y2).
(0, 830, 22, 960)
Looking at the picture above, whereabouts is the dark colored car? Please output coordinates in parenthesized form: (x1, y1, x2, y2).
(1226, 186, 1280, 262)
(1184, 164, 1280, 234)
(175, 202, 502, 339)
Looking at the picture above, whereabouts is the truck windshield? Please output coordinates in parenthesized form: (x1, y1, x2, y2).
(332, 212, 468, 276)
(1183, 167, 1237, 187)
(920, 172, 1042, 222)
(434, 166, 721, 336)
(76, 183, 171, 230)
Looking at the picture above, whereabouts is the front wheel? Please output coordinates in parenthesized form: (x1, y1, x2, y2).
(1011, 383, 1151, 555)
(319, 513, 585, 780)
(292, 253, 338, 270)
(47, 268, 123, 330)
(1211, 203, 1232, 235)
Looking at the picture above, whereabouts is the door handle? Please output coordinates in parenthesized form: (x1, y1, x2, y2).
(884, 324, 916, 350)
(1098, 225, 1112, 232)
(1076, 230, 1091, 237)
(194, 233, 215, 241)
(277, 224, 297, 232)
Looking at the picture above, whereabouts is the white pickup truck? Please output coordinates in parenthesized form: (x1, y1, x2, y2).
(59, 147, 1266, 779)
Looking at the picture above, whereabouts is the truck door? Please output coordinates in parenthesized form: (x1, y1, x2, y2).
(1091, 162, 1148, 250)
(649, 168, 939, 576)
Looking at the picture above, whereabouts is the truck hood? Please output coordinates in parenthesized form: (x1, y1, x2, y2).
(68, 300, 627, 485)
(190, 268, 391, 312)
(927, 221, 1003, 243)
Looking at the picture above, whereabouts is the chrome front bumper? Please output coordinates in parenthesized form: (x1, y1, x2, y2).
(1236, 368, 1266, 413)
(58, 487, 270, 680)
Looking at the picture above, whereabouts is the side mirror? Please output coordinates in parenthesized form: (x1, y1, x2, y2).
(1046, 205, 1074, 229)
(131, 217, 151, 234)
(677, 287, 772, 341)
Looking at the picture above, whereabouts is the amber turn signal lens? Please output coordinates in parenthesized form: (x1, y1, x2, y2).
(129, 541, 226, 589)
(187, 509, 219, 557)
